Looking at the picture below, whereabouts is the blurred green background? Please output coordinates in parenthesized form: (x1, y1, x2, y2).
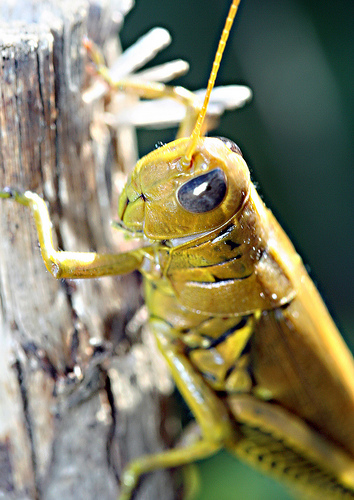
(120, 1, 354, 499)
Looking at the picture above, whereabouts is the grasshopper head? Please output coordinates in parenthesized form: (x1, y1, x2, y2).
(118, 136, 250, 240)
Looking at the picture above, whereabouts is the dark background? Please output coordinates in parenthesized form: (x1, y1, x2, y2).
(120, 1, 354, 498)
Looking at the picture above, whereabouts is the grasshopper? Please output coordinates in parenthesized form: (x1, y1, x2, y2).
(1, 1, 354, 499)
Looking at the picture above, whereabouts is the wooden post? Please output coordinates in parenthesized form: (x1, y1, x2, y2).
(0, 1, 175, 498)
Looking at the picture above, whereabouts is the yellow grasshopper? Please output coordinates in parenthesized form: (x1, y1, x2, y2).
(1, 1, 354, 499)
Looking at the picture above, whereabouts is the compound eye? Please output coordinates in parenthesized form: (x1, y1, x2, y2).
(216, 137, 243, 157)
(177, 168, 227, 213)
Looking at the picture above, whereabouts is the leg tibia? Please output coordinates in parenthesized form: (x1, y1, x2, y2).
(119, 440, 221, 500)
(1, 189, 143, 279)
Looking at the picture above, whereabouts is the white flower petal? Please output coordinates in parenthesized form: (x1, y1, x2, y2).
(105, 85, 252, 128)
(135, 59, 189, 83)
(195, 85, 253, 110)
(110, 27, 171, 79)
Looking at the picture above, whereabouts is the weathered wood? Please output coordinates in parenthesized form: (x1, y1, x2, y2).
(0, 1, 174, 499)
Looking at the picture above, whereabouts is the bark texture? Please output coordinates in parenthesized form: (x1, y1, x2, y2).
(0, 1, 174, 498)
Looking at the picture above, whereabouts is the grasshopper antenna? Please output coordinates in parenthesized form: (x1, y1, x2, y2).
(181, 0, 241, 168)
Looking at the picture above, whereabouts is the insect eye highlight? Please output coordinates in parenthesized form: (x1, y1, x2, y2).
(216, 137, 243, 157)
(177, 168, 227, 213)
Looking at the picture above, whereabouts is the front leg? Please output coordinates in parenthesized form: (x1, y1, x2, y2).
(118, 319, 237, 500)
(0, 189, 144, 278)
